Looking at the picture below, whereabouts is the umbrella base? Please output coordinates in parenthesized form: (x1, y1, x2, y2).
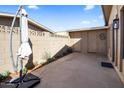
(0, 73, 40, 88)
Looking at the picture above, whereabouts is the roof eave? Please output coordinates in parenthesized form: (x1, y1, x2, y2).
(0, 12, 54, 33)
(101, 5, 112, 26)
(101, 5, 108, 26)
(66, 26, 110, 33)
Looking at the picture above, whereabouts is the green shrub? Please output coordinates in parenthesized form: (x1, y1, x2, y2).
(22, 67, 27, 75)
(2, 71, 10, 77)
(42, 49, 73, 66)
(0, 71, 10, 81)
(0, 74, 3, 80)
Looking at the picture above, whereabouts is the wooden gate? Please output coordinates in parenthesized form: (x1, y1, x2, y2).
(70, 29, 107, 55)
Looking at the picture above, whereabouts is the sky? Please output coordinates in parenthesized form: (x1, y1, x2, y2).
(0, 5, 104, 32)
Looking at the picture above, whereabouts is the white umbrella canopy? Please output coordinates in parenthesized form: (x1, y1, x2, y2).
(17, 8, 32, 59)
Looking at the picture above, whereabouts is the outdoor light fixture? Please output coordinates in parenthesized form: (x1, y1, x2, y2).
(113, 18, 119, 30)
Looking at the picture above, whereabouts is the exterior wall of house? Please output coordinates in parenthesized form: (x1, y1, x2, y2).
(0, 17, 19, 27)
(69, 29, 108, 56)
(0, 25, 70, 73)
(0, 17, 71, 73)
(107, 5, 124, 83)
(55, 32, 69, 36)
(0, 16, 48, 31)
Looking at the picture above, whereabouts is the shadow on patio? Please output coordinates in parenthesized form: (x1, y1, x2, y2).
(32, 53, 124, 88)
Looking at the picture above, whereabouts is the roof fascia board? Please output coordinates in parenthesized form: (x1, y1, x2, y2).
(66, 26, 109, 32)
(0, 12, 53, 33)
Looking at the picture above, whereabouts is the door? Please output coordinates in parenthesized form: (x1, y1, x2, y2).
(88, 31, 97, 53)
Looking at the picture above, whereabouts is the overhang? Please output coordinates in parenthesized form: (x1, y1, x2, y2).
(0, 12, 54, 33)
(66, 26, 109, 33)
(101, 5, 112, 26)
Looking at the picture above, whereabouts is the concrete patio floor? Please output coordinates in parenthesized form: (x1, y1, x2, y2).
(32, 53, 124, 88)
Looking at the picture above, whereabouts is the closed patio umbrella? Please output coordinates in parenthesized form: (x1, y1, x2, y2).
(4, 6, 40, 88)
(17, 8, 32, 59)
(16, 8, 32, 83)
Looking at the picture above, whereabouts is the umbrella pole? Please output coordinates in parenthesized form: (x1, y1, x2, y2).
(9, 6, 22, 72)
(19, 60, 23, 83)
(18, 6, 23, 83)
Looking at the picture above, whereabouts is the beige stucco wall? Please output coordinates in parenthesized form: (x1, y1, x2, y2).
(107, 5, 124, 83)
(69, 29, 108, 56)
(0, 26, 70, 73)
(29, 32, 70, 64)
(108, 5, 123, 60)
